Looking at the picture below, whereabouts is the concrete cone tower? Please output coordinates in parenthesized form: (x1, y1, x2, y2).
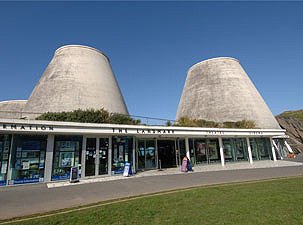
(22, 45, 128, 119)
(176, 57, 281, 129)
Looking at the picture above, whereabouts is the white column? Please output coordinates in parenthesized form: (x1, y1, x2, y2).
(44, 134, 54, 182)
(185, 137, 190, 160)
(95, 138, 100, 176)
(108, 136, 112, 176)
(6, 135, 14, 183)
(218, 137, 225, 167)
(81, 136, 87, 178)
(246, 137, 253, 164)
(270, 137, 277, 162)
(155, 138, 158, 169)
(132, 137, 136, 174)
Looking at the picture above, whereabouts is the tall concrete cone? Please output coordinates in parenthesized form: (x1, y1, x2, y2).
(22, 45, 128, 119)
(176, 57, 280, 129)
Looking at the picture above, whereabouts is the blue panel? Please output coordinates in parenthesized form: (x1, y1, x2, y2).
(51, 174, 70, 181)
(8, 178, 42, 185)
(114, 170, 124, 174)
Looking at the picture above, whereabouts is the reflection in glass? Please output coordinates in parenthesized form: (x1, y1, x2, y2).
(112, 136, 133, 174)
(249, 138, 271, 160)
(99, 138, 109, 175)
(52, 135, 82, 181)
(85, 138, 96, 177)
(9, 135, 47, 184)
(0, 134, 11, 185)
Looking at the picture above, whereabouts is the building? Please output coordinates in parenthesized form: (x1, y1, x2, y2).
(0, 119, 287, 185)
(0, 45, 290, 186)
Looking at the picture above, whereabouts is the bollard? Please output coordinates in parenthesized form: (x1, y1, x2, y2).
(158, 160, 163, 171)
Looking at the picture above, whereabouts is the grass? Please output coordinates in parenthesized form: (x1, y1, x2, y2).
(277, 109, 303, 122)
(4, 176, 303, 225)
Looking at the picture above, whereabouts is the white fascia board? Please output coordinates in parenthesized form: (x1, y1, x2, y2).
(0, 118, 286, 137)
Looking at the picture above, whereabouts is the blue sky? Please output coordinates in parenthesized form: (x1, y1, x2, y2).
(0, 1, 302, 120)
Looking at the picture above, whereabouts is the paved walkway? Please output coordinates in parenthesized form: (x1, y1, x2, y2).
(48, 160, 302, 188)
(1, 160, 303, 219)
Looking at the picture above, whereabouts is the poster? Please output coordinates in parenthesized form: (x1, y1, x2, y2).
(22, 152, 28, 158)
(1, 162, 7, 174)
(119, 145, 124, 161)
(3, 153, 8, 160)
(123, 163, 131, 177)
(57, 141, 77, 151)
(114, 145, 118, 162)
(59, 152, 74, 167)
(197, 142, 206, 156)
(22, 161, 30, 170)
(208, 143, 218, 159)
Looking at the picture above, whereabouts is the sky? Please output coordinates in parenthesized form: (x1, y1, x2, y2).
(0, 1, 302, 121)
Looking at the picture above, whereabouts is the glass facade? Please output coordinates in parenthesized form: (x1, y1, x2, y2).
(112, 136, 133, 174)
(8, 135, 47, 185)
(249, 138, 272, 160)
(191, 138, 221, 165)
(0, 134, 11, 186)
(0, 128, 281, 185)
(52, 136, 82, 181)
(273, 139, 289, 159)
(223, 138, 248, 162)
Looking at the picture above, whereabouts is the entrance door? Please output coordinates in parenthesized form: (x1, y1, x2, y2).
(136, 139, 156, 170)
(85, 137, 109, 177)
(99, 138, 109, 175)
(85, 138, 96, 177)
(145, 139, 156, 169)
(158, 140, 176, 168)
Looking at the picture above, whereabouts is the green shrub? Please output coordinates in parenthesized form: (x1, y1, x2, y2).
(36, 108, 140, 125)
(175, 117, 256, 129)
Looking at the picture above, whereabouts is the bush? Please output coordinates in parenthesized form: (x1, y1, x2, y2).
(175, 117, 256, 129)
(36, 108, 140, 125)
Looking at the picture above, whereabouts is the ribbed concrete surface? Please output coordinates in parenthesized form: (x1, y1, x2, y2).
(0, 100, 27, 119)
(176, 57, 281, 129)
(22, 45, 128, 119)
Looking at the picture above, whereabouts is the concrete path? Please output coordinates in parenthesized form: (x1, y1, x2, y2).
(1, 161, 303, 219)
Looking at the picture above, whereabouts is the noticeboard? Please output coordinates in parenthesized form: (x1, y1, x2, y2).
(123, 163, 131, 177)
(70, 166, 79, 183)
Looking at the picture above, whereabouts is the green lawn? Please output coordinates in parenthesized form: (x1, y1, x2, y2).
(6, 176, 303, 225)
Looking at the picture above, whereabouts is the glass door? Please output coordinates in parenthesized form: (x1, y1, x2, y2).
(136, 139, 156, 170)
(145, 140, 155, 169)
(85, 138, 96, 177)
(137, 140, 145, 170)
(99, 138, 109, 175)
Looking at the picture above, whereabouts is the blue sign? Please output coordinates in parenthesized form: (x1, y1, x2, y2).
(123, 163, 132, 177)
(0, 180, 6, 186)
(114, 170, 124, 174)
(8, 178, 41, 185)
(70, 167, 79, 183)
